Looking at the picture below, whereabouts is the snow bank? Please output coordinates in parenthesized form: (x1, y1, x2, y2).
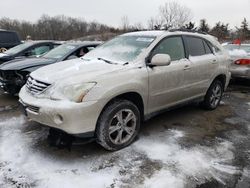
(0, 116, 119, 188)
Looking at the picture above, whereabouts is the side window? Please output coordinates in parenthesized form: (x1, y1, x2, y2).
(186, 37, 206, 56)
(77, 47, 90, 57)
(151, 37, 185, 61)
(30, 45, 51, 56)
(203, 40, 213, 54)
(207, 42, 221, 53)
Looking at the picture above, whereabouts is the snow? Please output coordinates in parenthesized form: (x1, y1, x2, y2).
(0, 116, 119, 188)
(228, 49, 248, 57)
(142, 170, 184, 188)
(0, 53, 7, 58)
(135, 131, 239, 187)
(123, 30, 164, 37)
(0, 116, 240, 187)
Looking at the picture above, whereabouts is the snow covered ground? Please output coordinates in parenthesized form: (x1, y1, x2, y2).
(0, 82, 250, 188)
(0, 116, 243, 188)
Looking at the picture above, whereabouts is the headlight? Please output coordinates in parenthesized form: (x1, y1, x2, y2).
(49, 82, 96, 103)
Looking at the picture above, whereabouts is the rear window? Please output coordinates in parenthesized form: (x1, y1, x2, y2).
(0, 32, 19, 43)
(186, 37, 206, 56)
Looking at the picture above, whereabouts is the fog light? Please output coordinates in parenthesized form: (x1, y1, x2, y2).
(54, 114, 63, 125)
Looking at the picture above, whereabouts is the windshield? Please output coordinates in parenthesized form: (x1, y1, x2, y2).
(4, 42, 32, 55)
(43, 44, 77, 59)
(83, 35, 156, 63)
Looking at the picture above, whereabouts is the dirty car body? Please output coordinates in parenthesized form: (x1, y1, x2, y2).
(224, 44, 250, 79)
(19, 31, 231, 150)
(0, 41, 101, 94)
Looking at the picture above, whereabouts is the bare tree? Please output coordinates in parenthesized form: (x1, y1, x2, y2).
(121, 16, 130, 31)
(158, 1, 192, 29)
(147, 16, 164, 30)
(131, 22, 144, 31)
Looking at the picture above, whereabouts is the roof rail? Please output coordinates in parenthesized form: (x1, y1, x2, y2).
(168, 28, 208, 35)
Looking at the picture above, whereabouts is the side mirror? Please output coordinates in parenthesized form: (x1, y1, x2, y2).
(150, 54, 171, 66)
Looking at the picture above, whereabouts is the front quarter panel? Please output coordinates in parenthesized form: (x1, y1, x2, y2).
(83, 65, 149, 114)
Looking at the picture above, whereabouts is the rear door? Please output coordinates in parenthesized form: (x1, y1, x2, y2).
(147, 36, 191, 113)
(183, 36, 218, 97)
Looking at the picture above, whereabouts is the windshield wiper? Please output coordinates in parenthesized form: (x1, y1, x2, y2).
(97, 57, 118, 65)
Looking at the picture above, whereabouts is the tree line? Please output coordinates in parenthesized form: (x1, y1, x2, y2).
(0, 2, 250, 42)
(182, 18, 250, 42)
(0, 15, 120, 41)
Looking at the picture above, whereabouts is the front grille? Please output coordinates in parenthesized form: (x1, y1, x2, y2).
(27, 104, 40, 114)
(26, 76, 51, 95)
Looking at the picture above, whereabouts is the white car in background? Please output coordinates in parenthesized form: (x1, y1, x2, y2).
(223, 44, 250, 79)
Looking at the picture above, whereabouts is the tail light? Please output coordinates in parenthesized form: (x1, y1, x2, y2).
(234, 59, 250, 65)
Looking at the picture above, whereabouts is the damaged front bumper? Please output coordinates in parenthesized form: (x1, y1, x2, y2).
(0, 70, 28, 94)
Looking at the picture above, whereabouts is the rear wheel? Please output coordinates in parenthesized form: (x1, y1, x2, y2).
(96, 100, 141, 151)
(202, 80, 223, 110)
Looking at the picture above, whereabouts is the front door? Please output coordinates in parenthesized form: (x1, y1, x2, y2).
(147, 36, 191, 114)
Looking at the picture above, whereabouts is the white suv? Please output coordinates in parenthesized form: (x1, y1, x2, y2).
(19, 30, 231, 151)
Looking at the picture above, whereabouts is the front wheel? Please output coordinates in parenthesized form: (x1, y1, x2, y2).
(96, 100, 141, 151)
(202, 80, 223, 110)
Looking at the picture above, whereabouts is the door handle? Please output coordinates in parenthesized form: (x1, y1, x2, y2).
(183, 65, 191, 70)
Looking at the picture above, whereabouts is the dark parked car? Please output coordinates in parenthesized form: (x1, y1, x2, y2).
(0, 40, 61, 64)
(0, 41, 101, 94)
(0, 29, 21, 52)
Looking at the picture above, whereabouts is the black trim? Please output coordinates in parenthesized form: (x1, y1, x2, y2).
(73, 131, 95, 138)
(169, 29, 208, 35)
(144, 96, 204, 121)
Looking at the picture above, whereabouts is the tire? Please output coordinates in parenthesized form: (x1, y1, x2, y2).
(201, 80, 223, 110)
(96, 99, 141, 151)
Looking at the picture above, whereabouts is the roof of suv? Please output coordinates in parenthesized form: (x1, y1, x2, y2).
(123, 30, 216, 41)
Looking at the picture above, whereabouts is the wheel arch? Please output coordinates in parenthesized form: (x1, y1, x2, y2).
(96, 92, 145, 127)
(211, 74, 227, 91)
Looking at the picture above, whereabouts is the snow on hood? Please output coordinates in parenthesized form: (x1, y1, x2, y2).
(30, 58, 127, 84)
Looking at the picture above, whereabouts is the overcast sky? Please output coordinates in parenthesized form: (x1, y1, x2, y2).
(0, 0, 250, 29)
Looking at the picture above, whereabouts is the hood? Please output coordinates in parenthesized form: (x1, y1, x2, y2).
(0, 57, 56, 71)
(31, 58, 129, 84)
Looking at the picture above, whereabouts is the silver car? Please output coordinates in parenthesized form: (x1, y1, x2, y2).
(19, 31, 231, 151)
(223, 44, 250, 79)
